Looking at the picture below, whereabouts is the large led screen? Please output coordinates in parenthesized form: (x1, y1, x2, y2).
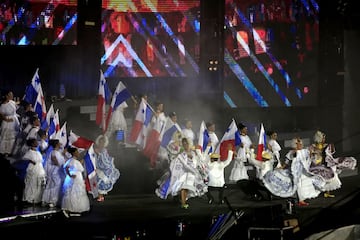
(223, 0, 319, 107)
(101, 0, 200, 78)
(0, 0, 77, 45)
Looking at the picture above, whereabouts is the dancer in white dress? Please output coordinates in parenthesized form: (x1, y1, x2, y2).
(169, 138, 207, 209)
(229, 123, 254, 183)
(287, 138, 321, 206)
(181, 118, 196, 146)
(94, 135, 120, 202)
(105, 101, 128, 142)
(42, 139, 66, 208)
(266, 130, 282, 168)
(22, 138, 46, 204)
(0, 90, 20, 156)
(61, 147, 90, 216)
(308, 130, 357, 198)
(261, 138, 324, 203)
(154, 132, 184, 200)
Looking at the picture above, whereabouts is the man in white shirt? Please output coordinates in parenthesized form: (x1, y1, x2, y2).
(206, 150, 233, 204)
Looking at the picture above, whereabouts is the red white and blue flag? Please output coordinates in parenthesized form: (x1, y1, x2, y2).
(142, 114, 163, 167)
(34, 89, 46, 123)
(96, 70, 111, 133)
(84, 144, 98, 198)
(197, 121, 210, 152)
(24, 68, 42, 106)
(256, 123, 266, 161)
(129, 98, 153, 146)
(160, 117, 182, 148)
(68, 130, 94, 151)
(41, 103, 55, 130)
(215, 119, 241, 161)
(104, 80, 131, 132)
(55, 121, 67, 149)
(48, 109, 60, 139)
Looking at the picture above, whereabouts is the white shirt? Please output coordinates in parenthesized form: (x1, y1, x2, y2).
(182, 128, 195, 146)
(207, 150, 233, 187)
(208, 132, 219, 152)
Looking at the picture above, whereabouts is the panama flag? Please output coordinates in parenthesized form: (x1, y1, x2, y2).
(142, 114, 163, 167)
(68, 130, 94, 151)
(84, 144, 98, 198)
(104, 80, 131, 132)
(160, 117, 182, 148)
(41, 103, 55, 130)
(256, 123, 266, 161)
(197, 121, 210, 152)
(24, 68, 42, 106)
(48, 109, 60, 139)
(96, 70, 111, 132)
(129, 98, 153, 145)
(34, 89, 46, 123)
(55, 121, 67, 149)
(215, 119, 241, 161)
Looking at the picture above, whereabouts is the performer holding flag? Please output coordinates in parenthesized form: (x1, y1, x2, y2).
(214, 119, 241, 161)
(129, 97, 153, 150)
(62, 146, 91, 217)
(256, 123, 266, 161)
(96, 70, 111, 133)
(23, 68, 42, 106)
(68, 130, 94, 151)
(104, 80, 132, 144)
(228, 122, 254, 183)
(83, 143, 98, 199)
(197, 120, 209, 152)
(33, 89, 46, 124)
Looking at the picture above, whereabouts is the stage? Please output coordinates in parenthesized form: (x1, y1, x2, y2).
(1, 146, 359, 240)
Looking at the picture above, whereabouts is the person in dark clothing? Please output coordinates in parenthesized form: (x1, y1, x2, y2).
(0, 154, 21, 211)
(237, 153, 273, 201)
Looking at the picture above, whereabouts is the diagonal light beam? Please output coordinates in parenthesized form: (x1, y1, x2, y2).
(224, 49, 269, 107)
(143, 0, 199, 74)
(233, 5, 302, 100)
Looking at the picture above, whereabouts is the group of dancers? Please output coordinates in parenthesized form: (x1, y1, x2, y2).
(1, 88, 357, 214)
(0, 90, 120, 217)
(152, 120, 357, 209)
(261, 131, 357, 206)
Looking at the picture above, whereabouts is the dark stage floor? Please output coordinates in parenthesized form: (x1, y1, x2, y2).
(1, 146, 359, 240)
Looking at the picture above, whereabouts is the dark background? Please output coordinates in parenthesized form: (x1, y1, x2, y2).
(0, 0, 359, 156)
